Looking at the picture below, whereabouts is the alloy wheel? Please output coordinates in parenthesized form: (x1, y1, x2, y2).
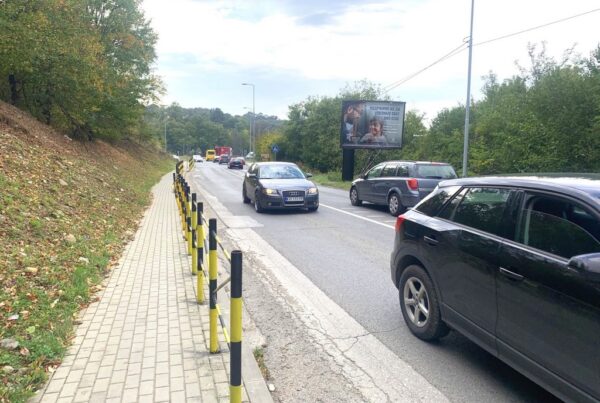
(388, 193, 400, 216)
(403, 277, 429, 327)
(350, 187, 361, 206)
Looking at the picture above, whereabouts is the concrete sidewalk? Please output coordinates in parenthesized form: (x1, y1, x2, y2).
(31, 172, 263, 403)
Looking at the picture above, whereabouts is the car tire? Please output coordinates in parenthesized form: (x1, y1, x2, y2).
(350, 187, 362, 206)
(388, 192, 405, 216)
(254, 191, 264, 213)
(242, 186, 250, 204)
(398, 265, 449, 341)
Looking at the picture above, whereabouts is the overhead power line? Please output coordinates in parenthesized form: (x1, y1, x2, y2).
(475, 7, 600, 47)
(383, 7, 600, 93)
(383, 42, 468, 94)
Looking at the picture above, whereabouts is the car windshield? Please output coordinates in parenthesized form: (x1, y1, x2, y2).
(259, 165, 305, 179)
(417, 164, 457, 179)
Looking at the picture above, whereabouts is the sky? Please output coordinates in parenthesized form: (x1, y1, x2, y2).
(142, 0, 600, 122)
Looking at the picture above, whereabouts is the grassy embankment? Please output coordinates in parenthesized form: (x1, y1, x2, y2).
(0, 102, 173, 402)
(309, 171, 351, 191)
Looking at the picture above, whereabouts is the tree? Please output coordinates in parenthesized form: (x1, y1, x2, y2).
(0, 0, 161, 141)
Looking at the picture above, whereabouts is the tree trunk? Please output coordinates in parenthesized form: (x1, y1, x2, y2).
(8, 74, 19, 105)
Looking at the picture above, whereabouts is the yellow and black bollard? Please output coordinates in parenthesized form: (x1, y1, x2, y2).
(209, 219, 220, 353)
(180, 181, 188, 234)
(191, 197, 197, 275)
(187, 186, 193, 255)
(230, 250, 243, 403)
(196, 202, 205, 303)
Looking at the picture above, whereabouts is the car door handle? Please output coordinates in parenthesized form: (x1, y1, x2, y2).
(499, 267, 524, 281)
(423, 235, 439, 246)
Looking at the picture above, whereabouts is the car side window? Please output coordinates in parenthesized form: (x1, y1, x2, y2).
(440, 187, 511, 236)
(381, 164, 398, 177)
(517, 195, 600, 259)
(397, 165, 409, 177)
(416, 185, 461, 217)
(366, 164, 384, 179)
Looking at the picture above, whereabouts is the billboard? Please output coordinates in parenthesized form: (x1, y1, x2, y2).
(340, 100, 406, 149)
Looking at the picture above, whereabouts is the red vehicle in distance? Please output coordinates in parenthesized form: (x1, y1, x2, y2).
(214, 146, 232, 158)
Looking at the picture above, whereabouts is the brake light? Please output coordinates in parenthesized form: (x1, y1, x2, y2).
(395, 214, 406, 232)
(407, 178, 419, 191)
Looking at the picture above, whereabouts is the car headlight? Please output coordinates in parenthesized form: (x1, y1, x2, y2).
(307, 187, 318, 195)
(262, 188, 279, 195)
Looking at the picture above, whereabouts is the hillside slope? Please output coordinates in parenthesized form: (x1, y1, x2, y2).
(0, 101, 172, 402)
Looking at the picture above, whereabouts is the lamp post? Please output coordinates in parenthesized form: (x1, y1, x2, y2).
(241, 83, 255, 156)
(164, 116, 169, 153)
(462, 0, 475, 177)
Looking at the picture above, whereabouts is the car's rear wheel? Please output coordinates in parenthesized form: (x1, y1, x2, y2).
(399, 265, 449, 341)
(388, 192, 404, 216)
(242, 186, 250, 204)
(254, 191, 264, 213)
(350, 187, 362, 206)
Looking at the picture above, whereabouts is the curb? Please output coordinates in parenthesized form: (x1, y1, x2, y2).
(186, 171, 274, 403)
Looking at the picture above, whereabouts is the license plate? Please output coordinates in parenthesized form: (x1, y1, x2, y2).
(285, 197, 304, 202)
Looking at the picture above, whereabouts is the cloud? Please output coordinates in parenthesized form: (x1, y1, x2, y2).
(143, 0, 600, 118)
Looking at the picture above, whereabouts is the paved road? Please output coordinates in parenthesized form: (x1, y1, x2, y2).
(192, 162, 561, 403)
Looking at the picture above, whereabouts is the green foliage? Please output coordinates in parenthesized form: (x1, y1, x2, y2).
(0, 0, 161, 141)
(144, 103, 283, 156)
(283, 50, 600, 178)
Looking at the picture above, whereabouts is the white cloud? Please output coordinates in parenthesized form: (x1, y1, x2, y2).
(142, 0, 600, 118)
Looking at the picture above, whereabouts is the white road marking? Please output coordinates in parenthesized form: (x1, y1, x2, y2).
(189, 177, 447, 402)
(320, 203, 394, 230)
(227, 226, 448, 403)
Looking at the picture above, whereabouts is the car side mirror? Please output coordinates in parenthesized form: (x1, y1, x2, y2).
(305, 173, 313, 178)
(567, 253, 600, 282)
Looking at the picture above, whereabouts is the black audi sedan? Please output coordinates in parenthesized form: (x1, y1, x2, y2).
(228, 157, 244, 169)
(390, 175, 600, 403)
(242, 162, 319, 212)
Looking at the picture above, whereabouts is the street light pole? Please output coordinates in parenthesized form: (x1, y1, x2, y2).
(242, 83, 255, 157)
(462, 0, 475, 177)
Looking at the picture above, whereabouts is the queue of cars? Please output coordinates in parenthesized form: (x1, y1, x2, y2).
(207, 155, 600, 401)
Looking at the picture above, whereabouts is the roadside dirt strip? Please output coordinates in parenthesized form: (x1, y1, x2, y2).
(195, 185, 449, 403)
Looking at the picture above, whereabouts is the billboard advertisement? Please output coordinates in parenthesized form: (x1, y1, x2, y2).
(340, 100, 405, 149)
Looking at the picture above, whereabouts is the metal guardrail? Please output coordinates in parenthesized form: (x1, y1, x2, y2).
(173, 166, 243, 403)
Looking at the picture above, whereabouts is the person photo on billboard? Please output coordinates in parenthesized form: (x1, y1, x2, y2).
(359, 116, 386, 144)
(342, 101, 365, 143)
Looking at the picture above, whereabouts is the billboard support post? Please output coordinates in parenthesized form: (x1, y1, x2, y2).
(342, 149, 355, 181)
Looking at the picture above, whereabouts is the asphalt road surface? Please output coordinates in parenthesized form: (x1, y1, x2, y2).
(192, 161, 561, 403)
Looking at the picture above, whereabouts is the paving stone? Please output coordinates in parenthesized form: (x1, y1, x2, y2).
(31, 175, 254, 403)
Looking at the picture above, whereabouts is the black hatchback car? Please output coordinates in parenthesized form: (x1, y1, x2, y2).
(390, 175, 600, 402)
(242, 162, 319, 212)
(350, 161, 457, 216)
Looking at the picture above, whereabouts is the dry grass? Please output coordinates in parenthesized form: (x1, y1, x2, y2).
(0, 101, 173, 402)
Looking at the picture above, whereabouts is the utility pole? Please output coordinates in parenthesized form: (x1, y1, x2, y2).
(462, 0, 475, 177)
(242, 83, 255, 156)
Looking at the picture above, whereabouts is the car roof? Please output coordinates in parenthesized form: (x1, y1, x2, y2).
(439, 174, 600, 200)
(254, 161, 298, 166)
(376, 160, 453, 166)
